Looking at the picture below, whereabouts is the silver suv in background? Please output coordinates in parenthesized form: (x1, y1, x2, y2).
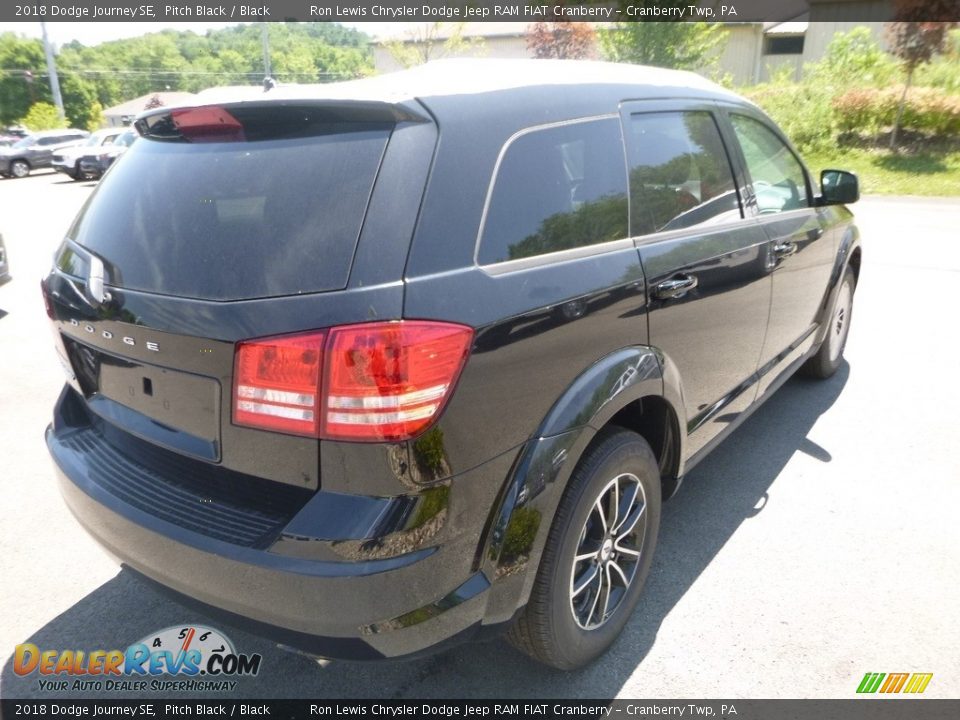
(0, 129, 89, 178)
(79, 129, 138, 179)
(53, 129, 124, 180)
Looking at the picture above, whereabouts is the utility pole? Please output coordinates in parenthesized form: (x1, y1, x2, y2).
(261, 22, 272, 82)
(40, 22, 66, 121)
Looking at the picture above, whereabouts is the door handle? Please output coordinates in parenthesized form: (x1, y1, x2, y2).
(773, 241, 798, 258)
(653, 274, 698, 300)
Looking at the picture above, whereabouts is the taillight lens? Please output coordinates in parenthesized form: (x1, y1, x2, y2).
(324, 322, 473, 441)
(232, 321, 473, 442)
(233, 331, 326, 437)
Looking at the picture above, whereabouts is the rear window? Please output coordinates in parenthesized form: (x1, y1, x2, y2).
(478, 117, 628, 265)
(67, 115, 391, 301)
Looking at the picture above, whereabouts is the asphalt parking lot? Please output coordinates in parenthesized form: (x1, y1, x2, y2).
(1, 169, 959, 699)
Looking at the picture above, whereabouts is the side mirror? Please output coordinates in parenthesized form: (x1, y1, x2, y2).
(819, 169, 859, 205)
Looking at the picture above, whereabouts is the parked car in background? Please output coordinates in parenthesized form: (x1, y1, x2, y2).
(79, 129, 138, 179)
(41, 60, 862, 670)
(0, 129, 89, 178)
(53, 129, 124, 180)
(1, 126, 28, 145)
(0, 233, 10, 287)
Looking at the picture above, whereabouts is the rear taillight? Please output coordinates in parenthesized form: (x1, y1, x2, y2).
(234, 331, 326, 437)
(232, 321, 472, 442)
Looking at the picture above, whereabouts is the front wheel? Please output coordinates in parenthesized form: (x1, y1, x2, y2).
(507, 427, 661, 669)
(10, 160, 30, 179)
(802, 266, 855, 379)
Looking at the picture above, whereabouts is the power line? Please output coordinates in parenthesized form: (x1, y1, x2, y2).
(0, 68, 360, 77)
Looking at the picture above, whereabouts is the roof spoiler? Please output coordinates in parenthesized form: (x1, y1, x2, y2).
(135, 99, 429, 143)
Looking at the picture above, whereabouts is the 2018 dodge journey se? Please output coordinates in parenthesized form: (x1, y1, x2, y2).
(42, 60, 861, 670)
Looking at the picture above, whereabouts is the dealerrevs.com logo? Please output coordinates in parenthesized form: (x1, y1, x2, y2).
(14, 625, 262, 693)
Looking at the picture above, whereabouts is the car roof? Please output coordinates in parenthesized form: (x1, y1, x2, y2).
(276, 59, 737, 100)
(143, 59, 750, 124)
(32, 129, 87, 137)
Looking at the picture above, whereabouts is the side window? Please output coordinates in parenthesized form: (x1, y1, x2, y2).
(478, 117, 628, 265)
(627, 111, 741, 236)
(730, 114, 810, 214)
(38, 137, 58, 146)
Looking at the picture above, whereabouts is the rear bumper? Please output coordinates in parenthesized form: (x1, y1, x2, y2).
(46, 393, 518, 659)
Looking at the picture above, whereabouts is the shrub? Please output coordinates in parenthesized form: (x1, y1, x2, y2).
(18, 102, 62, 131)
(741, 83, 837, 153)
(914, 53, 960, 94)
(834, 87, 960, 137)
(808, 26, 897, 89)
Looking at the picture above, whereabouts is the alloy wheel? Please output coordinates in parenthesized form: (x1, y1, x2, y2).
(570, 472, 647, 629)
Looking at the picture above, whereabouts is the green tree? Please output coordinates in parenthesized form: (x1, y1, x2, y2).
(599, 5, 727, 71)
(19, 102, 62, 130)
(54, 22, 372, 102)
(0, 33, 47, 124)
(59, 71, 102, 129)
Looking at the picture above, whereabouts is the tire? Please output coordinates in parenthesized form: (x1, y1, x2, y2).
(10, 160, 30, 178)
(71, 163, 83, 181)
(801, 266, 856, 379)
(507, 427, 661, 670)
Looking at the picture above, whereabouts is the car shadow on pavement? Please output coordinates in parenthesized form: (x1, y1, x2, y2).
(3, 364, 849, 699)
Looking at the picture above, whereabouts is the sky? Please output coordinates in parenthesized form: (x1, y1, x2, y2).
(0, 21, 400, 47)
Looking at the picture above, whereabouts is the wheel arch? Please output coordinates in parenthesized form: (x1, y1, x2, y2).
(847, 244, 862, 286)
(477, 345, 687, 625)
(813, 222, 862, 348)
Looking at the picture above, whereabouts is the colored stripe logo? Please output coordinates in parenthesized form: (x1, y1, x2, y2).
(857, 672, 933, 694)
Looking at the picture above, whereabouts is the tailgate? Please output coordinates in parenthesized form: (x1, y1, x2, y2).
(65, 337, 221, 461)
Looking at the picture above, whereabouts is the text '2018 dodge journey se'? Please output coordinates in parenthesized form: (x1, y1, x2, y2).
(43, 60, 861, 670)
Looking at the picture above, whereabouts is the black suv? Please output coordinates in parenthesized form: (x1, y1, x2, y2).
(42, 60, 861, 670)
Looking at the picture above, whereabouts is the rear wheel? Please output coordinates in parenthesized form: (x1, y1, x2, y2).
(71, 162, 83, 181)
(10, 160, 30, 179)
(507, 427, 661, 669)
(802, 266, 855, 379)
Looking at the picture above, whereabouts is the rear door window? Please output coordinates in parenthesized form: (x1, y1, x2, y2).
(67, 111, 391, 301)
(478, 117, 628, 265)
(627, 111, 741, 236)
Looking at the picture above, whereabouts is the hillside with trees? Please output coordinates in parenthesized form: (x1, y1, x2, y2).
(0, 23, 373, 128)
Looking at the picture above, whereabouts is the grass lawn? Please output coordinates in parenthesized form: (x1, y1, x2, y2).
(803, 148, 960, 196)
